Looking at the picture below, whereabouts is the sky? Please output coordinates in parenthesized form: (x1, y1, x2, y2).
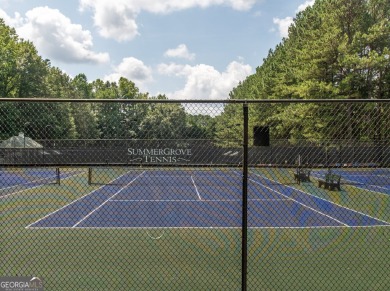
(0, 0, 315, 100)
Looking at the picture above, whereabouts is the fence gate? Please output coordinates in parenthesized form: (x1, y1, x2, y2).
(0, 98, 389, 290)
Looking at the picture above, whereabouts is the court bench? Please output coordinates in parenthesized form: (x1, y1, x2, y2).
(293, 168, 311, 184)
(318, 173, 341, 191)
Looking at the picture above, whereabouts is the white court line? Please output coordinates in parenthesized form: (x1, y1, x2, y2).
(341, 174, 388, 177)
(342, 177, 389, 191)
(1, 171, 83, 200)
(311, 173, 390, 195)
(225, 170, 344, 225)
(71, 171, 145, 228)
(249, 178, 348, 226)
(140, 175, 191, 178)
(0, 173, 60, 191)
(26, 225, 390, 230)
(26, 170, 389, 230)
(191, 175, 202, 200)
(256, 174, 390, 225)
(109, 198, 289, 202)
(25, 171, 134, 229)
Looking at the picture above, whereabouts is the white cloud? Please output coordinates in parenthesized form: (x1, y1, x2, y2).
(296, 0, 315, 13)
(273, 0, 315, 38)
(1, 7, 109, 64)
(79, 0, 257, 42)
(80, 1, 139, 42)
(105, 57, 153, 90)
(164, 44, 195, 61)
(0, 9, 23, 27)
(158, 61, 252, 100)
(158, 63, 189, 76)
(273, 16, 293, 38)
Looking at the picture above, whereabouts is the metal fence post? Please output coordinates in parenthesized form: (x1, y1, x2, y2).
(242, 102, 248, 291)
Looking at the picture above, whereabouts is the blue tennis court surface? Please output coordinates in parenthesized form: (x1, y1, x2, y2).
(312, 169, 390, 195)
(0, 168, 82, 198)
(0, 168, 80, 198)
(24, 169, 390, 229)
(0, 168, 58, 187)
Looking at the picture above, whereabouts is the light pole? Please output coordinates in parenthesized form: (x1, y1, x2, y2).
(44, 125, 53, 164)
(23, 122, 30, 148)
(45, 125, 53, 146)
(23, 122, 30, 163)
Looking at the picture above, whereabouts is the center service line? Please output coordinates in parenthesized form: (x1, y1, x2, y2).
(191, 175, 202, 200)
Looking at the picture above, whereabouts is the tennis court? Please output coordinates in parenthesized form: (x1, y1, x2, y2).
(312, 168, 390, 195)
(2, 167, 380, 229)
(1, 99, 390, 290)
(0, 167, 81, 198)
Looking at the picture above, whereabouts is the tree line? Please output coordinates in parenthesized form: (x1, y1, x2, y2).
(222, 0, 389, 142)
(1, 0, 389, 144)
(0, 19, 216, 141)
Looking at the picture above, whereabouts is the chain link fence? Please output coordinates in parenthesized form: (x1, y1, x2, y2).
(1, 98, 389, 290)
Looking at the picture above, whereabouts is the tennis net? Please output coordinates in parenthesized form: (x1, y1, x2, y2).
(0, 166, 60, 187)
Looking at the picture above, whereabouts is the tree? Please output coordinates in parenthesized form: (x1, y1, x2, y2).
(225, 0, 390, 142)
(70, 74, 100, 139)
(185, 114, 216, 140)
(15, 41, 49, 97)
(0, 19, 19, 97)
(139, 95, 187, 140)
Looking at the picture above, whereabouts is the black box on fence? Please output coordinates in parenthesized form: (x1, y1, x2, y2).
(253, 126, 270, 147)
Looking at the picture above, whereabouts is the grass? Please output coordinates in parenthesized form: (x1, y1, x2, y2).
(1, 168, 390, 290)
